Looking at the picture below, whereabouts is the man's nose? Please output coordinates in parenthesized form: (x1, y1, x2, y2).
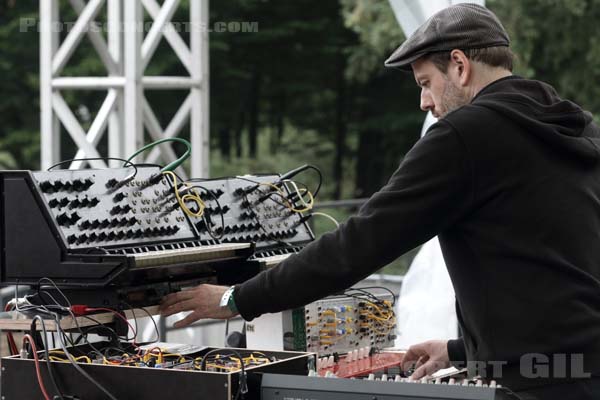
(420, 91, 433, 112)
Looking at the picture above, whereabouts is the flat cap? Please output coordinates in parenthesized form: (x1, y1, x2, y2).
(384, 3, 509, 70)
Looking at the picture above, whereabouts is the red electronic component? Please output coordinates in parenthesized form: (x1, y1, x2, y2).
(318, 352, 405, 379)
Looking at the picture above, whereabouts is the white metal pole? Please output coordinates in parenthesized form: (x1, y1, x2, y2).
(40, 0, 60, 170)
(191, 0, 210, 177)
(108, 0, 124, 168)
(123, 0, 143, 162)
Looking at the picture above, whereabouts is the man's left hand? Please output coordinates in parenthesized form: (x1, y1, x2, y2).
(159, 284, 237, 328)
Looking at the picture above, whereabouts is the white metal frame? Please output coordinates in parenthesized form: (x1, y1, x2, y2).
(40, 0, 210, 178)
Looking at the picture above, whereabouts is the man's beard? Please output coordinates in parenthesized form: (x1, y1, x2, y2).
(438, 79, 470, 118)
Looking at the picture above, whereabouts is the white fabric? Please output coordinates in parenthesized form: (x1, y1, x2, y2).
(395, 237, 457, 348)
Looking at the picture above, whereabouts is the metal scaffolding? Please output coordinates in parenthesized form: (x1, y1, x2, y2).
(40, 0, 210, 178)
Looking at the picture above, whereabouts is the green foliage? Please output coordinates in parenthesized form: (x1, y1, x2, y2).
(0, 2, 41, 169)
(340, 0, 404, 83)
(0, 151, 17, 169)
(488, 0, 600, 115)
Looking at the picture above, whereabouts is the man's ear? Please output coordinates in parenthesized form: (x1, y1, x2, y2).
(449, 49, 471, 87)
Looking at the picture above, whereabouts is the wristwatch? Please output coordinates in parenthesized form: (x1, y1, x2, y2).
(219, 285, 238, 314)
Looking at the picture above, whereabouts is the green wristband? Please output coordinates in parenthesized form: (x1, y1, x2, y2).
(220, 286, 238, 314)
(227, 287, 238, 314)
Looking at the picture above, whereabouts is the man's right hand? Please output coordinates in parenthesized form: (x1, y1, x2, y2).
(402, 340, 451, 380)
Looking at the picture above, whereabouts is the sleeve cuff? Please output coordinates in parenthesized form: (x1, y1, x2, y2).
(232, 284, 254, 321)
(447, 338, 467, 367)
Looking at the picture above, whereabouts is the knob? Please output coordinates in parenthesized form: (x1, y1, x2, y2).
(88, 232, 98, 241)
(223, 226, 232, 234)
(82, 178, 94, 189)
(126, 230, 134, 238)
(39, 181, 53, 192)
(79, 220, 91, 229)
(133, 229, 143, 237)
(110, 219, 119, 227)
(121, 204, 132, 213)
(128, 217, 138, 226)
(77, 234, 88, 244)
(90, 219, 100, 228)
(116, 231, 125, 239)
(221, 205, 230, 214)
(79, 198, 90, 207)
(90, 198, 100, 206)
(107, 232, 116, 240)
(53, 180, 65, 190)
(67, 234, 77, 244)
(106, 178, 118, 188)
(97, 232, 107, 241)
(72, 179, 85, 191)
(48, 199, 59, 208)
(69, 199, 81, 208)
(70, 213, 81, 223)
(171, 225, 180, 233)
(56, 213, 70, 226)
(59, 198, 69, 207)
(114, 192, 128, 202)
(100, 219, 110, 228)
(111, 205, 122, 214)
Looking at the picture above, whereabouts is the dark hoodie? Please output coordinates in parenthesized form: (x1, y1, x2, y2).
(235, 76, 600, 390)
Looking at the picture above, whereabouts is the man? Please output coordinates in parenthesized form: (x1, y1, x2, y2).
(160, 4, 600, 398)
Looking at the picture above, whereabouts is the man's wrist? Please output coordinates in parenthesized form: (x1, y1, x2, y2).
(219, 286, 238, 314)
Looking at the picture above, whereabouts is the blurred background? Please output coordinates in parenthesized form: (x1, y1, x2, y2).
(0, 0, 599, 277)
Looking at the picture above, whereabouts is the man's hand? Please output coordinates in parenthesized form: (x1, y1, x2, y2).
(402, 340, 450, 380)
(159, 284, 237, 328)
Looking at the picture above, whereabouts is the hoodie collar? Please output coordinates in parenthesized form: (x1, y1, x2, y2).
(472, 75, 522, 102)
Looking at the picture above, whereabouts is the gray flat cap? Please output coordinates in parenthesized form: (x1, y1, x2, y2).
(385, 3, 509, 70)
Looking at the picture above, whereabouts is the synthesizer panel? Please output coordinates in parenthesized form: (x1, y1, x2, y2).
(32, 167, 199, 249)
(305, 292, 396, 355)
(185, 175, 314, 249)
(0, 166, 314, 294)
(295, 291, 397, 356)
(247, 290, 397, 357)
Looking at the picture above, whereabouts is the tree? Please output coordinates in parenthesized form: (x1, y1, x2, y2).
(489, 0, 600, 116)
